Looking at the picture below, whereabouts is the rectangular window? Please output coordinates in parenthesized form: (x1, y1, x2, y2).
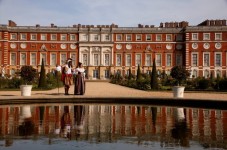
(20, 33, 27, 40)
(60, 53, 67, 65)
(10, 53, 16, 65)
(104, 54, 110, 66)
(145, 54, 151, 66)
(94, 54, 99, 66)
(30, 34, 37, 40)
(41, 34, 47, 40)
(83, 34, 88, 41)
(156, 34, 162, 41)
(50, 53, 57, 66)
(40, 53, 47, 65)
(156, 54, 161, 66)
(176, 54, 182, 66)
(116, 34, 122, 41)
(192, 33, 198, 40)
(61, 34, 67, 41)
(126, 34, 132, 41)
(20, 53, 26, 65)
(203, 33, 210, 40)
(116, 54, 121, 66)
(10, 33, 17, 40)
(135, 54, 141, 66)
(104, 70, 110, 78)
(93, 70, 99, 78)
(70, 34, 76, 41)
(166, 34, 172, 41)
(215, 33, 222, 40)
(83, 54, 88, 66)
(166, 54, 172, 67)
(136, 34, 142, 41)
(94, 35, 99, 41)
(204, 53, 210, 66)
(146, 34, 151, 41)
(192, 53, 198, 66)
(215, 53, 221, 66)
(126, 54, 131, 66)
(51, 34, 57, 40)
(70, 53, 76, 66)
(105, 35, 110, 41)
(30, 53, 37, 66)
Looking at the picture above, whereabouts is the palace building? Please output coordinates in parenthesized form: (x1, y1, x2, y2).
(0, 19, 226, 79)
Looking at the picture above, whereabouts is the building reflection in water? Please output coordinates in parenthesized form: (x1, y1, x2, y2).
(0, 104, 226, 149)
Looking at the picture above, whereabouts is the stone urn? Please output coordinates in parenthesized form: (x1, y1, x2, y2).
(20, 85, 33, 96)
(172, 86, 185, 98)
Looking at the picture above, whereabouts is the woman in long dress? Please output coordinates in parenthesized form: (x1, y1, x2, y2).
(74, 62, 85, 95)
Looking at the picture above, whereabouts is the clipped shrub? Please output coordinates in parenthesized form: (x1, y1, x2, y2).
(197, 78, 211, 90)
(38, 58, 47, 88)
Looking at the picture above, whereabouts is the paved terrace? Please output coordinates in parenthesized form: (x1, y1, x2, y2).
(0, 82, 226, 109)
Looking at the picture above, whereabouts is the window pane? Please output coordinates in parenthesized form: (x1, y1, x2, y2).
(83, 54, 88, 66)
(126, 54, 131, 66)
(192, 54, 198, 66)
(20, 53, 26, 65)
(94, 54, 99, 66)
(215, 54, 221, 66)
(51, 53, 57, 66)
(116, 54, 121, 66)
(204, 54, 210, 66)
(146, 54, 151, 66)
(135, 54, 141, 66)
(156, 54, 161, 66)
(10, 53, 16, 65)
(104, 54, 110, 66)
(166, 54, 171, 66)
(71, 53, 76, 66)
(61, 54, 67, 65)
(31, 53, 36, 66)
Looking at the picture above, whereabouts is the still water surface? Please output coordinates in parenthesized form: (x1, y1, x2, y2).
(0, 104, 226, 150)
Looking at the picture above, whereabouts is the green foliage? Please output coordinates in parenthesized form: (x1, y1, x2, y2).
(20, 65, 37, 85)
(150, 59, 158, 90)
(170, 66, 190, 86)
(197, 78, 211, 90)
(45, 72, 63, 89)
(38, 58, 47, 88)
(8, 77, 22, 88)
(128, 68, 132, 80)
(218, 78, 227, 90)
(136, 64, 142, 81)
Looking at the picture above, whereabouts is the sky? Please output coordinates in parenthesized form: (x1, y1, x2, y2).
(0, 0, 227, 27)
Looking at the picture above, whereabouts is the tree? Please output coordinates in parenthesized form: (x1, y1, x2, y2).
(20, 65, 37, 85)
(128, 68, 132, 80)
(150, 59, 158, 90)
(170, 66, 190, 86)
(136, 64, 142, 81)
(38, 58, 47, 88)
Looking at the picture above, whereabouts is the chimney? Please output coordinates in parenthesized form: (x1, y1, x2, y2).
(51, 23, 54, 27)
(222, 20, 226, 26)
(160, 22, 163, 28)
(36, 24, 40, 28)
(8, 20, 17, 27)
(210, 20, 215, 26)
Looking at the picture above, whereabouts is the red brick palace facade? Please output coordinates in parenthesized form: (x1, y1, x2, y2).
(0, 19, 226, 79)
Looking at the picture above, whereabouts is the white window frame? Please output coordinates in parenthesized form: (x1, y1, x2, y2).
(50, 53, 57, 66)
(166, 53, 172, 67)
(41, 34, 47, 41)
(215, 33, 222, 40)
(215, 52, 222, 67)
(30, 53, 37, 66)
(126, 34, 132, 41)
(104, 54, 110, 66)
(93, 53, 99, 66)
(30, 34, 37, 40)
(136, 34, 142, 41)
(116, 54, 122, 66)
(145, 54, 151, 66)
(20, 33, 27, 40)
(51, 34, 57, 41)
(20, 53, 26, 65)
(191, 53, 198, 67)
(146, 34, 152, 41)
(60, 53, 67, 65)
(135, 54, 142, 67)
(10, 53, 17, 65)
(10, 33, 17, 40)
(203, 52, 210, 67)
(94, 34, 99, 41)
(70, 53, 76, 66)
(192, 33, 198, 40)
(105, 34, 110, 41)
(82, 53, 88, 66)
(70, 34, 76, 41)
(203, 33, 210, 40)
(116, 34, 122, 41)
(156, 54, 162, 67)
(156, 34, 162, 41)
(166, 34, 172, 41)
(125, 54, 131, 67)
(61, 34, 67, 41)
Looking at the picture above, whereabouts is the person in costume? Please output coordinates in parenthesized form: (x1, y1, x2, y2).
(74, 62, 85, 95)
(61, 58, 73, 95)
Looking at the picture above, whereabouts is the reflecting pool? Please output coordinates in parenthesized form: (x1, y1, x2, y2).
(0, 104, 226, 150)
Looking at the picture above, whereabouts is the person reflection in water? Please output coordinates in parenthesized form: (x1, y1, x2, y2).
(60, 106, 71, 139)
(74, 105, 85, 139)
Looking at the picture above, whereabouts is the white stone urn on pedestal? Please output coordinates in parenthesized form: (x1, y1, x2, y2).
(172, 86, 185, 98)
(20, 85, 33, 96)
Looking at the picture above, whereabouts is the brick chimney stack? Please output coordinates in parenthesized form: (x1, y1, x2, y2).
(8, 20, 17, 27)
